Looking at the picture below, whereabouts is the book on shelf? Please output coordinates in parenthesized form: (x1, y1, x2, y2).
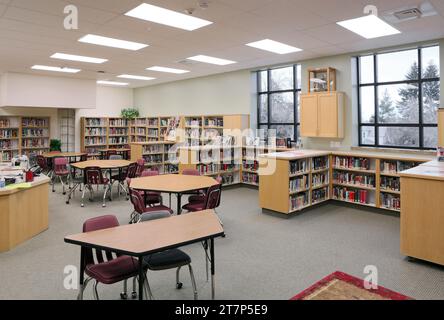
(290, 159, 308, 175)
(289, 192, 309, 211)
(242, 160, 259, 172)
(333, 156, 370, 170)
(205, 117, 224, 127)
(312, 156, 329, 171)
(290, 175, 309, 192)
(380, 160, 419, 174)
(380, 176, 400, 192)
(380, 193, 401, 211)
(333, 186, 369, 204)
(242, 172, 258, 184)
(333, 172, 375, 187)
(438, 147, 444, 162)
(312, 172, 329, 186)
(109, 119, 128, 127)
(85, 118, 106, 126)
(22, 118, 48, 127)
(0, 129, 19, 138)
(312, 187, 329, 203)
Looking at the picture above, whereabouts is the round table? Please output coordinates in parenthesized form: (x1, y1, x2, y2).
(42, 152, 88, 178)
(67, 160, 134, 204)
(99, 149, 131, 160)
(130, 174, 218, 214)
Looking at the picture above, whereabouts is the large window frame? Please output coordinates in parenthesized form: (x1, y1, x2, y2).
(257, 64, 301, 141)
(358, 46, 440, 150)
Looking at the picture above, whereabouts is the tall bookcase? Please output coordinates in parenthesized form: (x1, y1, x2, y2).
(130, 141, 179, 174)
(0, 116, 20, 162)
(81, 117, 108, 158)
(108, 117, 129, 148)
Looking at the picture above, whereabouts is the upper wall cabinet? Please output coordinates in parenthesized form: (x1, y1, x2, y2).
(308, 67, 336, 93)
(300, 92, 345, 139)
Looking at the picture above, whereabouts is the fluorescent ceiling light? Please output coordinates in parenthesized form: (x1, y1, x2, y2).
(31, 65, 81, 73)
(246, 39, 302, 54)
(125, 3, 213, 31)
(117, 74, 156, 81)
(51, 53, 108, 64)
(146, 66, 190, 74)
(337, 14, 401, 39)
(79, 34, 148, 51)
(187, 55, 236, 65)
(97, 80, 129, 86)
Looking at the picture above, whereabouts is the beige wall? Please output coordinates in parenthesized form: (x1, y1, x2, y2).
(134, 70, 252, 116)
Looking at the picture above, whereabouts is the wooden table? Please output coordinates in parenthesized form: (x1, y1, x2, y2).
(64, 210, 225, 300)
(99, 149, 131, 160)
(0, 174, 50, 252)
(66, 160, 134, 205)
(130, 174, 218, 214)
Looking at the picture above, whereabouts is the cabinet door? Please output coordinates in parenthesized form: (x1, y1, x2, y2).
(318, 93, 339, 138)
(300, 94, 318, 137)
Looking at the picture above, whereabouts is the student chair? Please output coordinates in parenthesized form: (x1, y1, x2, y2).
(135, 159, 145, 177)
(182, 183, 222, 212)
(77, 215, 150, 300)
(128, 187, 173, 224)
(109, 154, 123, 160)
(105, 150, 117, 160)
(36, 155, 50, 175)
(111, 164, 130, 199)
(127, 162, 138, 179)
(141, 170, 163, 207)
(138, 211, 198, 300)
(188, 176, 223, 204)
(52, 157, 71, 195)
(82, 167, 112, 208)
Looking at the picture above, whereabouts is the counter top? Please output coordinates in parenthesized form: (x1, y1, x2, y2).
(400, 166, 444, 181)
(260, 150, 331, 160)
(0, 175, 51, 196)
(420, 160, 444, 168)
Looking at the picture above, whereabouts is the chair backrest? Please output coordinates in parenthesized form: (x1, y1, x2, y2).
(139, 211, 171, 223)
(129, 187, 146, 214)
(127, 162, 138, 179)
(141, 170, 159, 177)
(204, 183, 222, 210)
(182, 168, 200, 176)
(54, 157, 68, 174)
(84, 166, 106, 185)
(135, 159, 145, 177)
(82, 215, 120, 267)
(106, 150, 117, 159)
(36, 155, 48, 170)
(216, 176, 223, 184)
(109, 154, 123, 160)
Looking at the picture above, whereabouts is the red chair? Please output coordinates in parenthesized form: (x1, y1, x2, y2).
(127, 162, 138, 179)
(111, 164, 130, 199)
(77, 215, 149, 300)
(135, 159, 145, 177)
(36, 155, 50, 175)
(188, 176, 222, 204)
(52, 157, 71, 194)
(141, 170, 163, 207)
(129, 187, 173, 223)
(182, 183, 222, 212)
(82, 167, 112, 208)
(105, 150, 117, 160)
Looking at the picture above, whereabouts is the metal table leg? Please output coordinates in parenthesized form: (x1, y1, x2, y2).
(138, 257, 144, 301)
(177, 193, 182, 215)
(210, 238, 215, 300)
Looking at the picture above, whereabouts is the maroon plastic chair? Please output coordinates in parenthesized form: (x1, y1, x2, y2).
(135, 159, 145, 177)
(52, 157, 70, 194)
(141, 170, 163, 207)
(182, 183, 222, 212)
(105, 150, 117, 160)
(129, 187, 173, 223)
(111, 164, 130, 199)
(127, 162, 138, 179)
(36, 155, 49, 174)
(188, 176, 222, 204)
(77, 215, 146, 300)
(82, 166, 111, 208)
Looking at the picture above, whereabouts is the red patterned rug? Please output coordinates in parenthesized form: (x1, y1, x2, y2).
(291, 271, 413, 300)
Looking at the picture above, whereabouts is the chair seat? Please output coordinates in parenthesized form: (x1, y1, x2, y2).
(85, 256, 139, 285)
(188, 195, 205, 203)
(144, 205, 173, 214)
(88, 178, 109, 185)
(146, 194, 162, 205)
(182, 202, 205, 212)
(143, 249, 191, 271)
(55, 170, 70, 175)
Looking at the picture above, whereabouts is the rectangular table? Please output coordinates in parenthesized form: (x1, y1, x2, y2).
(64, 210, 225, 300)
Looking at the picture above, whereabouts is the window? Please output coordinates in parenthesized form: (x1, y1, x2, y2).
(358, 46, 440, 150)
(257, 65, 301, 140)
(59, 109, 75, 152)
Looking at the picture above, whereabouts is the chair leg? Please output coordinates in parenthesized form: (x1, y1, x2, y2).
(81, 186, 87, 207)
(60, 176, 66, 195)
(176, 266, 183, 289)
(203, 241, 209, 282)
(188, 264, 198, 300)
(93, 280, 100, 300)
(143, 274, 154, 300)
(77, 277, 92, 300)
(52, 175, 56, 193)
(121, 279, 128, 300)
(131, 277, 137, 299)
(102, 185, 110, 208)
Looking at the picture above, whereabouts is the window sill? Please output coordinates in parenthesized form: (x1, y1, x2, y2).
(351, 146, 436, 157)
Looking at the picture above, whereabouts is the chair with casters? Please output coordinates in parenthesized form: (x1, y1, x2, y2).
(82, 166, 112, 208)
(52, 157, 71, 195)
(111, 164, 130, 199)
(77, 215, 151, 300)
(141, 170, 163, 207)
(128, 187, 173, 224)
(127, 162, 138, 179)
(138, 211, 198, 300)
(188, 176, 223, 204)
(135, 159, 145, 177)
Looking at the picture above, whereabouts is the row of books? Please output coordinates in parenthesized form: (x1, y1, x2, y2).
(333, 156, 371, 170)
(0, 118, 19, 128)
(147, 119, 159, 127)
(185, 128, 201, 139)
(380, 193, 401, 211)
(109, 137, 128, 145)
(290, 175, 309, 192)
(109, 119, 128, 127)
(186, 119, 202, 127)
(242, 172, 259, 185)
(22, 118, 48, 127)
(143, 145, 164, 154)
(312, 172, 329, 186)
(131, 128, 146, 135)
(22, 138, 49, 148)
(312, 187, 329, 204)
(0, 140, 18, 149)
(85, 137, 107, 145)
(0, 129, 18, 138)
(205, 118, 224, 127)
(132, 119, 147, 126)
(380, 161, 419, 174)
(109, 128, 128, 136)
(165, 164, 179, 174)
(85, 118, 106, 126)
(289, 192, 309, 211)
(197, 163, 219, 175)
(22, 128, 48, 137)
(220, 173, 238, 185)
(160, 118, 174, 127)
(220, 163, 238, 172)
(312, 156, 329, 171)
(333, 172, 375, 187)
(148, 129, 159, 137)
(143, 154, 163, 164)
(333, 187, 369, 204)
(131, 136, 146, 143)
(85, 128, 106, 136)
(380, 176, 401, 192)
(84, 147, 105, 155)
(243, 160, 259, 172)
(1, 151, 19, 162)
(290, 160, 308, 175)
(203, 129, 221, 140)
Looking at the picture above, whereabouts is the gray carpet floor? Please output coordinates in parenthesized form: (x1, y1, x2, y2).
(1, 186, 443, 300)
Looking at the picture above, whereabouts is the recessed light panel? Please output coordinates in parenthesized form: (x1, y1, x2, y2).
(246, 39, 302, 54)
(117, 74, 156, 81)
(125, 3, 213, 31)
(31, 65, 81, 73)
(146, 66, 190, 74)
(79, 34, 148, 51)
(187, 55, 236, 65)
(51, 53, 108, 64)
(97, 80, 129, 86)
(337, 14, 401, 39)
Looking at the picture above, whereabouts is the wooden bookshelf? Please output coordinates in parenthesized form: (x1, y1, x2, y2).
(130, 141, 178, 174)
(81, 117, 108, 158)
(0, 116, 21, 162)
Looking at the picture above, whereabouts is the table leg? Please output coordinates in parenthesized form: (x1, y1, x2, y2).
(138, 258, 144, 301)
(177, 193, 182, 215)
(210, 238, 215, 300)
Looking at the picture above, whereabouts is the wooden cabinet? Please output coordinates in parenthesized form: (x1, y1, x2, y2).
(300, 92, 344, 138)
(439, 109, 444, 147)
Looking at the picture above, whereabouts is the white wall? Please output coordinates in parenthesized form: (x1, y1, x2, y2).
(74, 86, 134, 151)
(0, 73, 96, 109)
(134, 70, 251, 116)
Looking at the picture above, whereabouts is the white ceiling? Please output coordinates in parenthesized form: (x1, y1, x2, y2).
(0, 0, 443, 88)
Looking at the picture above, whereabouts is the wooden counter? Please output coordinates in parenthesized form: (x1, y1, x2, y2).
(400, 166, 444, 266)
(0, 175, 50, 252)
